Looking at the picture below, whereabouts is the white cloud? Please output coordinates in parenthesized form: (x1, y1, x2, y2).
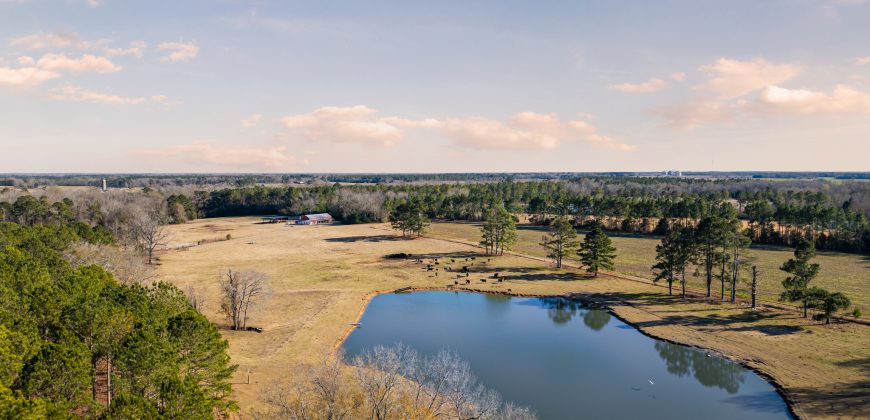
(610, 77, 669, 93)
(132, 142, 302, 170)
(856, 56, 870, 65)
(48, 85, 145, 105)
(282, 105, 405, 146)
(438, 112, 635, 151)
(281, 106, 635, 152)
(696, 58, 800, 98)
(755, 85, 870, 115)
(104, 41, 147, 58)
(241, 113, 263, 128)
(10, 30, 95, 50)
(653, 99, 733, 129)
(17, 56, 35, 66)
(0, 66, 60, 87)
(670, 72, 686, 81)
(157, 41, 198, 62)
(36, 53, 120, 73)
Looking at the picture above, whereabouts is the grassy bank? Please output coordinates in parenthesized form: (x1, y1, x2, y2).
(156, 218, 869, 419)
(426, 222, 870, 314)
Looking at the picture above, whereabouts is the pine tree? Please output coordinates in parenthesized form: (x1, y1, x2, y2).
(540, 218, 578, 269)
(780, 241, 821, 317)
(653, 226, 695, 297)
(577, 221, 616, 277)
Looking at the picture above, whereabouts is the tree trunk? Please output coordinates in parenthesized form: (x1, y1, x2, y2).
(681, 269, 686, 298)
(668, 278, 673, 296)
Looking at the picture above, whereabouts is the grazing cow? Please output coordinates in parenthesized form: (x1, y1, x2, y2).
(466, 273, 469, 277)
(454, 281, 458, 285)
(465, 279, 471, 284)
(481, 279, 486, 283)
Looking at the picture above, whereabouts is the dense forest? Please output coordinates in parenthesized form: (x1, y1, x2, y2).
(0, 217, 236, 417)
(2, 176, 869, 254)
(187, 179, 870, 254)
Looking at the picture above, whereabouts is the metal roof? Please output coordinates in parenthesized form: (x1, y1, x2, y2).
(303, 213, 333, 220)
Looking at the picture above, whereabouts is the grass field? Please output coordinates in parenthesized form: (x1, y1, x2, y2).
(156, 218, 870, 419)
(426, 222, 870, 314)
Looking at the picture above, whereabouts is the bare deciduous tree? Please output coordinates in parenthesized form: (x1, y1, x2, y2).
(261, 345, 536, 419)
(185, 284, 207, 312)
(220, 269, 268, 330)
(65, 242, 156, 285)
(132, 209, 168, 265)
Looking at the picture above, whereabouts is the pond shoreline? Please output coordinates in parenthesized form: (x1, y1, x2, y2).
(335, 286, 803, 420)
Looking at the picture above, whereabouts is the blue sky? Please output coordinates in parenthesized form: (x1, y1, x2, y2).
(1, 0, 869, 173)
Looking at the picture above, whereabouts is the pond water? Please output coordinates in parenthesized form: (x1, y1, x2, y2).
(342, 291, 792, 420)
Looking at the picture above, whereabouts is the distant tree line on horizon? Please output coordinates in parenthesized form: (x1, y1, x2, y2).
(185, 180, 870, 254)
(3, 177, 870, 253)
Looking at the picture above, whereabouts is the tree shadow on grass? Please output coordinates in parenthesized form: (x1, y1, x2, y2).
(325, 235, 408, 243)
(788, 380, 870, 418)
(592, 292, 805, 336)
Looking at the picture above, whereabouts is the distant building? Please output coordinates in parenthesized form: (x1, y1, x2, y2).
(296, 213, 333, 225)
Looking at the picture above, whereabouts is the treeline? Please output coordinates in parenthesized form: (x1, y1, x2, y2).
(188, 180, 870, 254)
(0, 220, 236, 418)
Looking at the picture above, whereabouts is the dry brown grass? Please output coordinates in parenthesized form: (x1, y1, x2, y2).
(156, 218, 869, 419)
(426, 222, 870, 314)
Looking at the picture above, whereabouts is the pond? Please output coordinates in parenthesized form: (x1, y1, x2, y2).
(342, 291, 792, 420)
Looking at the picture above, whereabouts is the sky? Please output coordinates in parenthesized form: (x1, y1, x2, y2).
(1, 0, 869, 173)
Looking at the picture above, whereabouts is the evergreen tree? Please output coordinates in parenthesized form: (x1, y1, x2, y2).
(577, 221, 616, 277)
(480, 207, 518, 256)
(780, 240, 821, 318)
(653, 226, 695, 297)
(540, 218, 578, 269)
(806, 288, 851, 324)
(389, 202, 429, 237)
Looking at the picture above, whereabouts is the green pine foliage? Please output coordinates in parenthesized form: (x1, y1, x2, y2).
(0, 221, 237, 417)
(540, 218, 578, 269)
(577, 221, 616, 277)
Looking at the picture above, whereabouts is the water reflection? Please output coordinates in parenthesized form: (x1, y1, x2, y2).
(655, 341, 746, 393)
(538, 297, 579, 325)
(534, 298, 611, 330)
(582, 310, 611, 331)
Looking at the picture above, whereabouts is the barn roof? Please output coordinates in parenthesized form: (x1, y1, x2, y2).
(304, 213, 333, 220)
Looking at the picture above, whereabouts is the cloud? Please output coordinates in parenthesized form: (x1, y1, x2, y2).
(104, 41, 147, 58)
(653, 99, 733, 129)
(670, 72, 686, 81)
(131, 142, 302, 170)
(36, 53, 120, 73)
(281, 106, 635, 152)
(282, 105, 405, 146)
(696, 58, 800, 98)
(754, 85, 870, 115)
(10, 30, 95, 50)
(438, 112, 635, 151)
(48, 85, 145, 105)
(0, 65, 60, 87)
(856, 56, 870, 65)
(610, 77, 669, 93)
(157, 41, 198, 62)
(241, 113, 263, 128)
